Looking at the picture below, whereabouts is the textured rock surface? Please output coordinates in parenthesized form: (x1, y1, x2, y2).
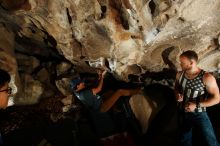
(0, 0, 220, 105)
(129, 83, 176, 133)
(1, 1, 220, 143)
(129, 94, 165, 133)
(1, 0, 220, 77)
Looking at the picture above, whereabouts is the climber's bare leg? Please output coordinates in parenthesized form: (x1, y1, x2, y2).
(100, 88, 142, 112)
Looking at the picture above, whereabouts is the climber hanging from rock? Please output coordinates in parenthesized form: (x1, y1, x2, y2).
(70, 69, 142, 112)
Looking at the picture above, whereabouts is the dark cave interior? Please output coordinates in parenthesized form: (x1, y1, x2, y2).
(1, 74, 220, 146)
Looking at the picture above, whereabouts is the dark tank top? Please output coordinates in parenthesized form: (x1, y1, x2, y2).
(178, 70, 207, 112)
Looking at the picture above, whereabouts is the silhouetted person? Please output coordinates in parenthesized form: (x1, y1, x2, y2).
(0, 69, 11, 145)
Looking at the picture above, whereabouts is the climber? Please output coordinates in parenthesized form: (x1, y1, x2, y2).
(70, 70, 142, 113)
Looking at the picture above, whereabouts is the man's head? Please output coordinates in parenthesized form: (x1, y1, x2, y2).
(0, 69, 11, 109)
(179, 50, 198, 71)
(180, 50, 198, 61)
(70, 77, 85, 92)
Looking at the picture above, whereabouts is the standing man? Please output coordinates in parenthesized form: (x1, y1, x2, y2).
(0, 68, 11, 145)
(174, 50, 220, 146)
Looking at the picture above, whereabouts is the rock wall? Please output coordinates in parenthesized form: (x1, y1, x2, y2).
(0, 0, 220, 104)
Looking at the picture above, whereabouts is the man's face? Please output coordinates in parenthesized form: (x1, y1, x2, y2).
(0, 82, 10, 109)
(76, 82, 85, 91)
(179, 56, 193, 71)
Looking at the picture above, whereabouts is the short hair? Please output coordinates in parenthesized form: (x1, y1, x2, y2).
(70, 77, 84, 91)
(180, 50, 198, 62)
(0, 69, 10, 88)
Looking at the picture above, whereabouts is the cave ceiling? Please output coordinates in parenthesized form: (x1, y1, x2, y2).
(1, 0, 220, 104)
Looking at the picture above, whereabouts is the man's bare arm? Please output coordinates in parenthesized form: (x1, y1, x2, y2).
(174, 71, 183, 102)
(201, 73, 220, 107)
(92, 70, 107, 95)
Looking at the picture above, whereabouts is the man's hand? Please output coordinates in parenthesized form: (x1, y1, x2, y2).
(98, 69, 107, 79)
(102, 70, 107, 77)
(184, 102, 196, 112)
(176, 93, 183, 102)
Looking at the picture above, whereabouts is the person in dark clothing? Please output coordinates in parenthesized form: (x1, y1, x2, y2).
(174, 50, 220, 146)
(70, 70, 142, 113)
(0, 69, 11, 145)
